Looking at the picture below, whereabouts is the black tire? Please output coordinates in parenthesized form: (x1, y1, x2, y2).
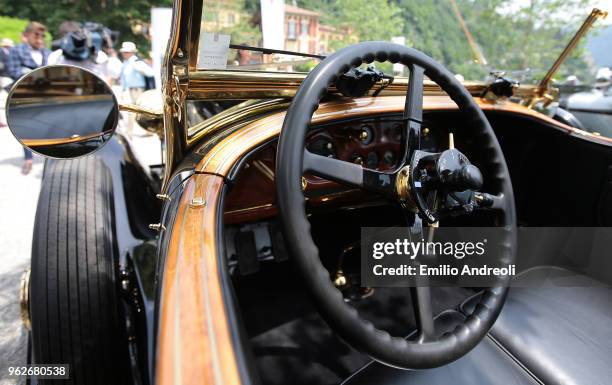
(30, 157, 131, 384)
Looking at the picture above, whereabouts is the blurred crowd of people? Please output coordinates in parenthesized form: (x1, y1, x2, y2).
(0, 21, 155, 174)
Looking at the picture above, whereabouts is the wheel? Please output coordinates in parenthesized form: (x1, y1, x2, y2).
(29, 157, 131, 384)
(276, 41, 517, 369)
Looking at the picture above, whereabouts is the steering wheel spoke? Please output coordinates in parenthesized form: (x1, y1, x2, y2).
(303, 149, 397, 197)
(410, 280, 435, 342)
(401, 63, 425, 162)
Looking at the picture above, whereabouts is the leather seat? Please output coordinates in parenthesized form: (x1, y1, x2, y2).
(342, 310, 539, 385)
(345, 266, 612, 385)
(461, 266, 612, 385)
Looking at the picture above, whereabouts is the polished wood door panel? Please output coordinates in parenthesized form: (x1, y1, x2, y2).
(157, 174, 241, 385)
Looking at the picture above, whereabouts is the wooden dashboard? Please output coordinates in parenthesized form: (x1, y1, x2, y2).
(223, 114, 447, 224)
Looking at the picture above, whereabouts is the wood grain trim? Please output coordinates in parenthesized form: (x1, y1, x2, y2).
(156, 174, 241, 385)
(195, 95, 612, 176)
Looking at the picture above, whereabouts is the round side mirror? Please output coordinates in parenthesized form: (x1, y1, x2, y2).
(5, 64, 118, 158)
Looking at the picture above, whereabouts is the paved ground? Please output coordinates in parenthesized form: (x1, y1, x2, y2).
(0, 104, 160, 384)
(0, 126, 43, 385)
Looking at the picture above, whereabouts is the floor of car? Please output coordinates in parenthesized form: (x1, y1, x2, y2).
(232, 261, 475, 385)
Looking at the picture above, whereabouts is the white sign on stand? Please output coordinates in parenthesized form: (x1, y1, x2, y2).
(151, 7, 173, 90)
(260, 0, 286, 51)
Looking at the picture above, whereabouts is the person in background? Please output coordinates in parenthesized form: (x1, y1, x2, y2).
(48, 22, 110, 81)
(119, 41, 154, 139)
(0, 38, 14, 86)
(105, 47, 123, 84)
(0, 38, 14, 129)
(7, 22, 50, 81)
(7, 22, 50, 175)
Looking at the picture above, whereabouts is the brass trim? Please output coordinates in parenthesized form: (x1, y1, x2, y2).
(21, 130, 113, 147)
(225, 203, 274, 215)
(161, 0, 197, 192)
(189, 197, 207, 207)
(11, 94, 113, 105)
(395, 165, 417, 210)
(157, 193, 172, 201)
(149, 223, 167, 232)
(119, 103, 163, 118)
(187, 99, 289, 146)
(528, 8, 608, 107)
(187, 69, 539, 100)
(20, 268, 31, 330)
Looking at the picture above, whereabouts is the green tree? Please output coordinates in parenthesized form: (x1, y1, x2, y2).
(0, 16, 29, 45)
(295, 0, 597, 82)
(327, 0, 404, 48)
(203, 0, 261, 46)
(394, 0, 595, 82)
(463, 0, 595, 83)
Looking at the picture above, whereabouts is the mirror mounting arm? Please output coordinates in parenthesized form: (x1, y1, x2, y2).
(119, 103, 163, 118)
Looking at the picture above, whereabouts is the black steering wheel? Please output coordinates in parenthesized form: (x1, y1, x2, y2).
(276, 41, 516, 369)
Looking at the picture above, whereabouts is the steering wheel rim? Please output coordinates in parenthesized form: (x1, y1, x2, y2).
(276, 41, 516, 369)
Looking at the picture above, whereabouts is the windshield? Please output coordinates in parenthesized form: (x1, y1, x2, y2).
(198, 0, 609, 84)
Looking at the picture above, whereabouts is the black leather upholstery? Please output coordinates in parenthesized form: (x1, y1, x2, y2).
(462, 266, 612, 385)
(343, 310, 539, 385)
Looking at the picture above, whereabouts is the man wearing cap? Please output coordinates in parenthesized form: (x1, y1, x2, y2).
(119, 41, 154, 138)
(7, 22, 51, 175)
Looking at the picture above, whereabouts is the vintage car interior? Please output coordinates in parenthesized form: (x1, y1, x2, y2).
(11, 2, 612, 385)
(209, 47, 612, 385)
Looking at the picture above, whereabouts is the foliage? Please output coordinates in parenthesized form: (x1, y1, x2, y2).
(293, 59, 319, 72)
(462, 0, 595, 83)
(0, 15, 53, 46)
(0, 16, 28, 45)
(295, 0, 597, 83)
(0, 0, 173, 53)
(323, 0, 404, 51)
(0, 0, 601, 83)
(202, 0, 261, 45)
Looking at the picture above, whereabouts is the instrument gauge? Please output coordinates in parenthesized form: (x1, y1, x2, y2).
(358, 125, 374, 145)
(307, 135, 336, 158)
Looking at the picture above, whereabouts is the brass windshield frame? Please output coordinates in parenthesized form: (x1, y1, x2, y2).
(165, 0, 603, 191)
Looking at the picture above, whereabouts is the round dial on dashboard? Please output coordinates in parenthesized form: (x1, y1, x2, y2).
(307, 135, 336, 158)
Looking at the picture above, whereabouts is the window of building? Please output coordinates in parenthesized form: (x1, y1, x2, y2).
(288, 20, 296, 40)
(301, 19, 309, 37)
(228, 13, 235, 24)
